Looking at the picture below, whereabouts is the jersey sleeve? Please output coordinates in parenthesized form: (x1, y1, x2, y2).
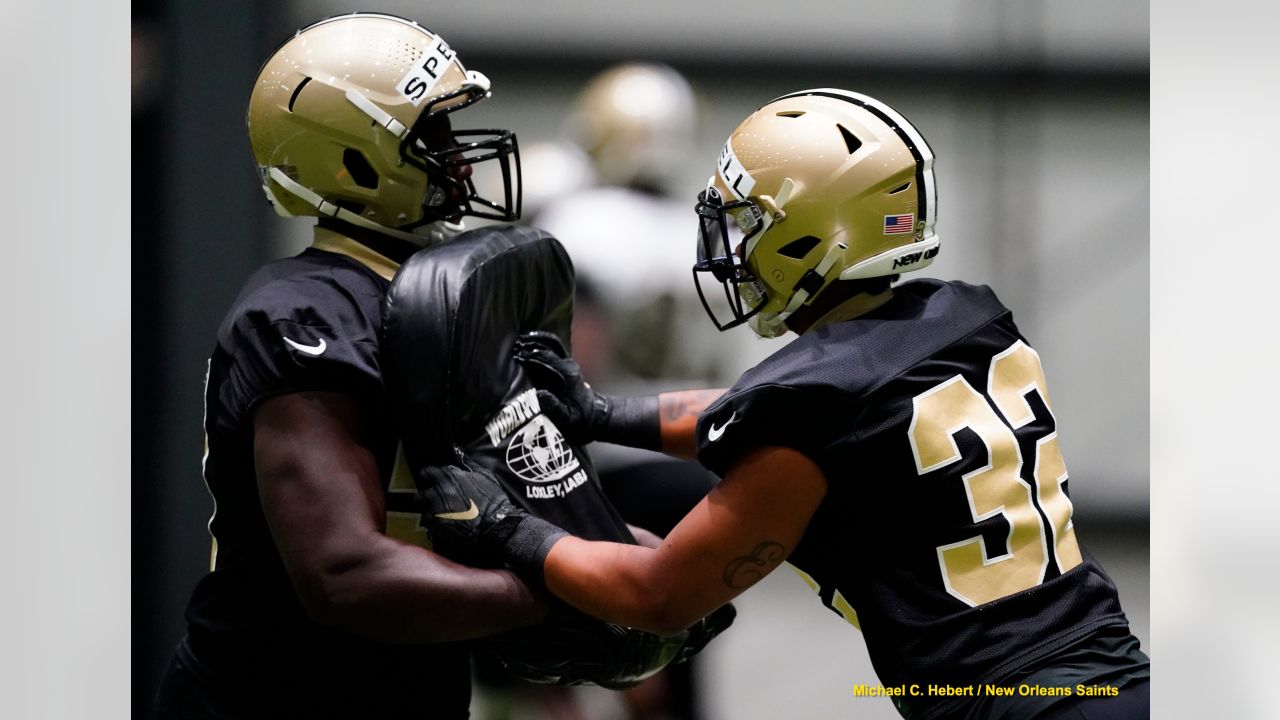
(695, 383, 832, 478)
(215, 285, 382, 426)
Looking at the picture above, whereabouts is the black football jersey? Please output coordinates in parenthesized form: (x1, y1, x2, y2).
(181, 230, 470, 716)
(696, 279, 1137, 719)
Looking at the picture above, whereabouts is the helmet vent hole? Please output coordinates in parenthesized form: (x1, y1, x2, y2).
(889, 181, 912, 195)
(776, 111, 806, 118)
(778, 235, 822, 260)
(342, 148, 380, 189)
(287, 76, 311, 113)
(837, 124, 863, 155)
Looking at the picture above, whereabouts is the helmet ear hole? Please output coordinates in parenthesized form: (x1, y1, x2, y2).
(342, 148, 380, 189)
(778, 235, 822, 260)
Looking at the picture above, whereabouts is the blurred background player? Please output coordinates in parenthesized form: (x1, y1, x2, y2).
(533, 62, 787, 397)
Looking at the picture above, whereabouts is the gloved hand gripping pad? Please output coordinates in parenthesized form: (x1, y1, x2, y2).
(381, 225, 634, 543)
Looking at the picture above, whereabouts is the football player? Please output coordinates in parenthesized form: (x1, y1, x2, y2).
(153, 13, 545, 717)
(417, 89, 1151, 719)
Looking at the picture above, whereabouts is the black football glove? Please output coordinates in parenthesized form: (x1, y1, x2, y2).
(481, 601, 736, 689)
(514, 331, 661, 449)
(480, 604, 687, 690)
(672, 602, 737, 665)
(416, 463, 568, 584)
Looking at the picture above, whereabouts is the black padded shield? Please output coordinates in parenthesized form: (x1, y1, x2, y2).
(381, 227, 708, 688)
(381, 225, 633, 543)
(383, 225, 573, 467)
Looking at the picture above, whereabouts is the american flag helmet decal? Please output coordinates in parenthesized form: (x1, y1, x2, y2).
(884, 213, 915, 235)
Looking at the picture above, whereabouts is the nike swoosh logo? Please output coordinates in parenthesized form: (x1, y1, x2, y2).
(434, 500, 479, 521)
(707, 412, 738, 442)
(283, 336, 327, 355)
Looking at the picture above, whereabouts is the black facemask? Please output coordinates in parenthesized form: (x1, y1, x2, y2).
(692, 186, 768, 331)
(399, 86, 523, 225)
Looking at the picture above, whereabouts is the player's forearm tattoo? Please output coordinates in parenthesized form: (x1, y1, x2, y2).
(722, 541, 786, 589)
(659, 389, 725, 423)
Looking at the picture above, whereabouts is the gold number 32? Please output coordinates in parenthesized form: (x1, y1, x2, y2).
(908, 340, 1082, 607)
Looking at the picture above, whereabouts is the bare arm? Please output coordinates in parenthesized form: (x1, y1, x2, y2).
(255, 390, 547, 644)
(657, 389, 726, 459)
(543, 446, 827, 634)
(627, 524, 664, 549)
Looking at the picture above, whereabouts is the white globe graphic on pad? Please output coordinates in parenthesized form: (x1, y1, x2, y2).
(505, 415, 581, 483)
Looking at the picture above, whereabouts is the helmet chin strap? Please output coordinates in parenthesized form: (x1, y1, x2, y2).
(748, 314, 790, 339)
(266, 167, 463, 247)
(750, 241, 847, 337)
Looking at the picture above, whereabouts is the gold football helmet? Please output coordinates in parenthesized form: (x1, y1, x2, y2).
(247, 13, 521, 245)
(566, 63, 698, 189)
(693, 89, 939, 337)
